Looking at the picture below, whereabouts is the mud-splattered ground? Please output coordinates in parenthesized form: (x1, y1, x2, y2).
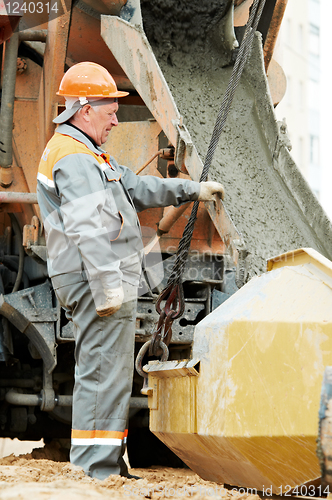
(0, 445, 261, 500)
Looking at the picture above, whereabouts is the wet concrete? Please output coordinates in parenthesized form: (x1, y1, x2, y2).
(141, 4, 332, 276)
(141, 0, 231, 57)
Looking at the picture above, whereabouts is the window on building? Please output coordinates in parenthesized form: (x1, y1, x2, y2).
(309, 24, 320, 53)
(286, 76, 292, 107)
(299, 81, 304, 111)
(309, 0, 320, 27)
(310, 135, 320, 165)
(309, 109, 320, 135)
(298, 137, 304, 168)
(286, 18, 291, 46)
(298, 24, 303, 53)
(309, 23, 320, 82)
(308, 80, 320, 109)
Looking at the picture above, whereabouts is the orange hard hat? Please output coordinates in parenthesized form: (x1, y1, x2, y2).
(57, 61, 129, 98)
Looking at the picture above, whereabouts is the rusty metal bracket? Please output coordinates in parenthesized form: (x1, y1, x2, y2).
(23, 215, 40, 248)
(39, 0, 73, 146)
(262, 0, 288, 71)
(23, 215, 47, 261)
(172, 118, 193, 173)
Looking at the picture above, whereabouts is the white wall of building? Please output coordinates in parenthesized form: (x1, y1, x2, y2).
(274, 0, 329, 215)
(319, 0, 332, 220)
(274, 0, 310, 179)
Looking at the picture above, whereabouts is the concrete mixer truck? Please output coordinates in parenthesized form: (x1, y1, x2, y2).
(1, 0, 332, 488)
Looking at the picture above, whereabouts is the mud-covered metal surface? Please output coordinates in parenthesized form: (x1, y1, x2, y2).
(139, 1, 332, 276)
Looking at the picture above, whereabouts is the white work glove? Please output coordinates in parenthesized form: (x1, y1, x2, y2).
(198, 181, 225, 202)
(96, 286, 124, 317)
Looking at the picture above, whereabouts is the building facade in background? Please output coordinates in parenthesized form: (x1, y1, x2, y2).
(275, 0, 321, 199)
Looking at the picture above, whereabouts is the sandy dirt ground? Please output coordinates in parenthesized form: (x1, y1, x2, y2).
(0, 443, 261, 500)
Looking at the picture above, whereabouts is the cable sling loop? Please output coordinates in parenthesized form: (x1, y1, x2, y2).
(135, 0, 267, 377)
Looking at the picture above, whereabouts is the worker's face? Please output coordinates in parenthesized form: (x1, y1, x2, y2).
(87, 102, 119, 146)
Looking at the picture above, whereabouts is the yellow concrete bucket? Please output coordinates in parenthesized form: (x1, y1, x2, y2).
(144, 248, 332, 493)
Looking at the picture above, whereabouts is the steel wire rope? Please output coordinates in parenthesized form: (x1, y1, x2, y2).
(165, 0, 267, 289)
(136, 0, 268, 373)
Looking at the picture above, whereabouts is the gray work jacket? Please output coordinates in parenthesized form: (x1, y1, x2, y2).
(37, 124, 200, 291)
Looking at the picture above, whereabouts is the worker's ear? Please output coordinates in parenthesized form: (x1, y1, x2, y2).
(81, 104, 92, 121)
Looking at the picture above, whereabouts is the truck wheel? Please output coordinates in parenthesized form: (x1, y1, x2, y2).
(318, 366, 332, 490)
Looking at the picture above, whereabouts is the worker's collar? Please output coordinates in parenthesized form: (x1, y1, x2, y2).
(66, 122, 99, 149)
(55, 123, 106, 156)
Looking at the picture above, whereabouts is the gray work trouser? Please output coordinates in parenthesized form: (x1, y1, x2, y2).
(53, 275, 137, 480)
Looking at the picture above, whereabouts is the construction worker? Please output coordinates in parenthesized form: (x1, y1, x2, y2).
(37, 61, 225, 480)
